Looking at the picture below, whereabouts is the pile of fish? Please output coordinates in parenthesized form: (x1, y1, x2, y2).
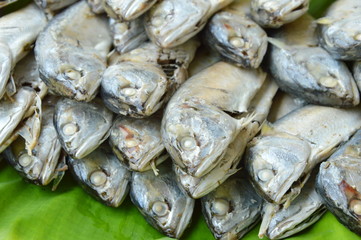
(1, 0, 361, 239)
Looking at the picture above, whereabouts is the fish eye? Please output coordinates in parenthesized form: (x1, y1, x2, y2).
(89, 170, 107, 187)
(257, 169, 275, 182)
(64, 69, 82, 80)
(211, 199, 230, 216)
(180, 136, 197, 151)
(18, 153, 33, 167)
(320, 76, 338, 88)
(350, 199, 361, 215)
(125, 139, 138, 148)
(62, 122, 79, 136)
(229, 37, 245, 48)
(121, 88, 137, 97)
(152, 201, 169, 217)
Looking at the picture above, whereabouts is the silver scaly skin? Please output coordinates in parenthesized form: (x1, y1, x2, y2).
(130, 161, 194, 239)
(246, 105, 361, 206)
(34, 0, 78, 13)
(162, 62, 268, 178)
(0, 3, 47, 99)
(354, 62, 361, 88)
(268, 15, 359, 107)
(109, 17, 148, 54)
(260, 175, 326, 239)
(188, 47, 221, 77)
(67, 144, 131, 207)
(317, 0, 361, 60)
(316, 129, 361, 236)
(53, 98, 113, 159)
(101, 39, 199, 118)
(104, 0, 157, 21)
(145, 0, 234, 48)
(173, 78, 278, 199)
(35, 1, 112, 102)
(251, 0, 309, 28)
(109, 114, 167, 173)
(201, 174, 263, 240)
(203, 0, 268, 68)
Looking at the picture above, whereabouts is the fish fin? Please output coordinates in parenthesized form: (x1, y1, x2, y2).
(268, 37, 289, 50)
(316, 17, 334, 25)
(259, 204, 279, 238)
(150, 160, 159, 176)
(52, 152, 68, 191)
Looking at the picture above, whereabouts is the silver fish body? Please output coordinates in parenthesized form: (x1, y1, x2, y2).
(0, 3, 47, 99)
(109, 17, 148, 54)
(101, 39, 199, 117)
(203, 1, 268, 68)
(35, 1, 112, 102)
(4, 96, 64, 186)
(318, 0, 361, 60)
(250, 0, 309, 28)
(188, 47, 221, 77)
(162, 62, 268, 178)
(86, 0, 104, 13)
(104, 0, 157, 21)
(145, 0, 234, 48)
(246, 105, 361, 206)
(34, 0, 78, 12)
(173, 78, 278, 198)
(130, 161, 194, 238)
(109, 115, 167, 172)
(269, 15, 360, 107)
(201, 174, 263, 240)
(316, 129, 361, 236)
(67, 144, 131, 207)
(260, 175, 326, 239)
(54, 98, 113, 159)
(354, 62, 361, 87)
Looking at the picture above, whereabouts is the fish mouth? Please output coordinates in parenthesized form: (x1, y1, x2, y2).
(173, 197, 195, 238)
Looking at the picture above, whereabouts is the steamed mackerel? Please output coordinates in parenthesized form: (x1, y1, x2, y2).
(104, 0, 157, 21)
(68, 144, 131, 207)
(318, 0, 361, 60)
(109, 115, 167, 173)
(259, 175, 326, 239)
(162, 61, 269, 178)
(201, 174, 263, 240)
(145, 0, 234, 48)
(246, 105, 361, 206)
(0, 3, 47, 99)
(101, 39, 199, 117)
(173, 78, 278, 198)
(203, 0, 268, 68)
(317, 129, 361, 236)
(268, 15, 359, 107)
(251, 0, 309, 28)
(130, 161, 194, 239)
(34, 0, 78, 13)
(35, 1, 112, 102)
(54, 98, 113, 159)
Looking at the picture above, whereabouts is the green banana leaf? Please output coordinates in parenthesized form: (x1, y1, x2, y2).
(1, 0, 361, 240)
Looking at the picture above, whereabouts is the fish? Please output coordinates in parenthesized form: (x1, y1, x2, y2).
(4, 96, 65, 187)
(35, 1, 112, 102)
(316, 129, 361, 236)
(34, 0, 78, 13)
(246, 104, 361, 206)
(317, 0, 361, 60)
(130, 161, 194, 238)
(109, 114, 167, 174)
(109, 17, 148, 54)
(173, 78, 278, 198)
(67, 144, 131, 207)
(203, 0, 268, 68)
(201, 174, 263, 240)
(104, 0, 157, 21)
(86, 0, 104, 13)
(260, 174, 326, 239)
(53, 98, 113, 159)
(145, 0, 234, 48)
(162, 61, 269, 178)
(101, 39, 199, 117)
(268, 15, 359, 107)
(0, 3, 47, 99)
(188, 47, 221, 77)
(353, 62, 361, 87)
(250, 0, 309, 28)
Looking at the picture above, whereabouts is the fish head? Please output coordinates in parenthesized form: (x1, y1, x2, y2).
(145, 0, 210, 48)
(246, 134, 311, 204)
(101, 62, 167, 117)
(54, 98, 113, 159)
(67, 146, 131, 207)
(130, 163, 194, 238)
(162, 100, 238, 178)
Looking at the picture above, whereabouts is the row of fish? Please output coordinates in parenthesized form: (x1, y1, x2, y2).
(1, 0, 361, 239)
